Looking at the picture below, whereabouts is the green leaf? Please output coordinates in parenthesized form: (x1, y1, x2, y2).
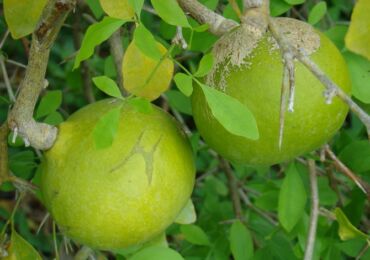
(4, 0, 47, 39)
(129, 246, 184, 260)
(194, 53, 214, 77)
(283, 0, 305, 5)
(193, 24, 209, 32)
(174, 199, 196, 224)
(35, 90, 62, 119)
(334, 208, 369, 241)
(200, 84, 259, 140)
(278, 163, 307, 232)
(174, 73, 193, 96)
(128, 0, 145, 16)
(343, 51, 370, 104)
(150, 0, 190, 28)
(6, 229, 42, 259)
(345, 0, 370, 60)
(74, 17, 127, 69)
(43, 111, 64, 126)
(230, 220, 254, 260)
(270, 0, 291, 17)
(339, 140, 370, 173)
(134, 25, 162, 61)
(165, 90, 192, 115)
(100, 0, 134, 20)
(180, 224, 210, 246)
(127, 97, 153, 114)
(85, 0, 104, 19)
(93, 106, 121, 149)
(308, 2, 327, 25)
(92, 76, 123, 98)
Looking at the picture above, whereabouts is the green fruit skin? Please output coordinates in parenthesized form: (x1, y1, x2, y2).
(40, 99, 195, 250)
(192, 19, 351, 166)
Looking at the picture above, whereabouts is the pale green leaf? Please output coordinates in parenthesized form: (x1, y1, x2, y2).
(92, 76, 123, 98)
(194, 53, 214, 77)
(278, 163, 307, 232)
(150, 0, 190, 28)
(334, 208, 369, 241)
(74, 17, 127, 69)
(345, 0, 370, 60)
(230, 220, 254, 260)
(127, 97, 153, 114)
(174, 73, 193, 96)
(4, 0, 47, 39)
(129, 246, 183, 260)
(6, 229, 42, 259)
(200, 84, 259, 140)
(36, 90, 62, 119)
(180, 224, 210, 246)
(93, 106, 121, 149)
(308, 2, 327, 25)
(128, 0, 145, 16)
(174, 199, 196, 224)
(134, 25, 162, 61)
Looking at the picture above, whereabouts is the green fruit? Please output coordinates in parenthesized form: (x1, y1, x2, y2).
(40, 99, 195, 250)
(191, 18, 351, 165)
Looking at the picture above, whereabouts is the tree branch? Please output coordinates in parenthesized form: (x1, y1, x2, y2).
(0, 122, 10, 186)
(304, 159, 319, 260)
(108, 29, 126, 94)
(7, 0, 76, 150)
(177, 0, 238, 36)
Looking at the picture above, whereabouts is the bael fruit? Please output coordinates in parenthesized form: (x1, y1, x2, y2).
(191, 17, 351, 165)
(40, 99, 195, 250)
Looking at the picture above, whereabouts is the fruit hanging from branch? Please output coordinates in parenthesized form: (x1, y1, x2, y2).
(40, 99, 195, 250)
(192, 17, 351, 165)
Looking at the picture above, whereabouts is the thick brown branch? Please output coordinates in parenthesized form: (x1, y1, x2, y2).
(325, 145, 370, 201)
(220, 158, 243, 219)
(177, 0, 238, 36)
(8, 0, 76, 150)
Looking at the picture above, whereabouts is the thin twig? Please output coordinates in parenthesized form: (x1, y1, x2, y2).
(8, 0, 76, 150)
(0, 56, 16, 102)
(177, 0, 238, 36)
(0, 30, 9, 50)
(172, 27, 188, 49)
(304, 159, 319, 260)
(220, 158, 243, 219)
(324, 145, 370, 201)
(0, 122, 10, 186)
(5, 59, 27, 69)
(108, 29, 126, 94)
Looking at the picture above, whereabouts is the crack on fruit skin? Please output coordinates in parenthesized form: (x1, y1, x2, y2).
(109, 130, 163, 184)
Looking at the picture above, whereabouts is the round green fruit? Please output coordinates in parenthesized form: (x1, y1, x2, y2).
(191, 17, 351, 165)
(40, 99, 195, 250)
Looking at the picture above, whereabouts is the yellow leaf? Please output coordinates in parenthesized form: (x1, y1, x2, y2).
(100, 0, 134, 20)
(4, 0, 47, 39)
(345, 0, 370, 60)
(122, 42, 174, 101)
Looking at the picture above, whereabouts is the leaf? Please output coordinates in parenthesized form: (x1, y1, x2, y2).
(74, 17, 127, 69)
(229, 220, 254, 260)
(174, 199, 196, 224)
(92, 76, 123, 98)
(5, 229, 42, 259)
(345, 0, 370, 60)
(283, 0, 305, 5)
(100, 0, 134, 20)
(43, 111, 64, 126)
(194, 53, 214, 77)
(165, 90, 192, 115)
(339, 140, 370, 173)
(134, 25, 162, 61)
(93, 106, 121, 149)
(278, 163, 307, 232)
(122, 41, 174, 101)
(270, 0, 292, 17)
(85, 0, 104, 19)
(343, 51, 370, 104)
(174, 73, 193, 96)
(200, 84, 259, 140)
(127, 97, 153, 114)
(128, 0, 145, 16)
(180, 224, 210, 246)
(129, 246, 184, 260)
(308, 2, 327, 25)
(35, 90, 62, 119)
(334, 208, 369, 241)
(4, 0, 47, 39)
(150, 0, 190, 28)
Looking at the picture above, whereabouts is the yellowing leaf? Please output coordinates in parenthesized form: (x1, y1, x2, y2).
(100, 0, 134, 20)
(122, 42, 174, 101)
(345, 0, 370, 60)
(4, 230, 42, 260)
(4, 0, 47, 39)
(334, 208, 369, 241)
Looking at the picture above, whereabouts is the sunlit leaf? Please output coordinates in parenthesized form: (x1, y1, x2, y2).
(4, 229, 42, 259)
(100, 0, 134, 20)
(194, 53, 214, 77)
(334, 208, 369, 241)
(129, 246, 183, 260)
(174, 199, 196, 224)
(150, 0, 190, 28)
(92, 76, 123, 99)
(93, 105, 121, 149)
(174, 73, 193, 97)
(308, 2, 327, 25)
(134, 25, 162, 61)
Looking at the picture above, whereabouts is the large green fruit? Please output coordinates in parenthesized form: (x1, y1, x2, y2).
(192, 18, 351, 165)
(40, 99, 195, 250)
